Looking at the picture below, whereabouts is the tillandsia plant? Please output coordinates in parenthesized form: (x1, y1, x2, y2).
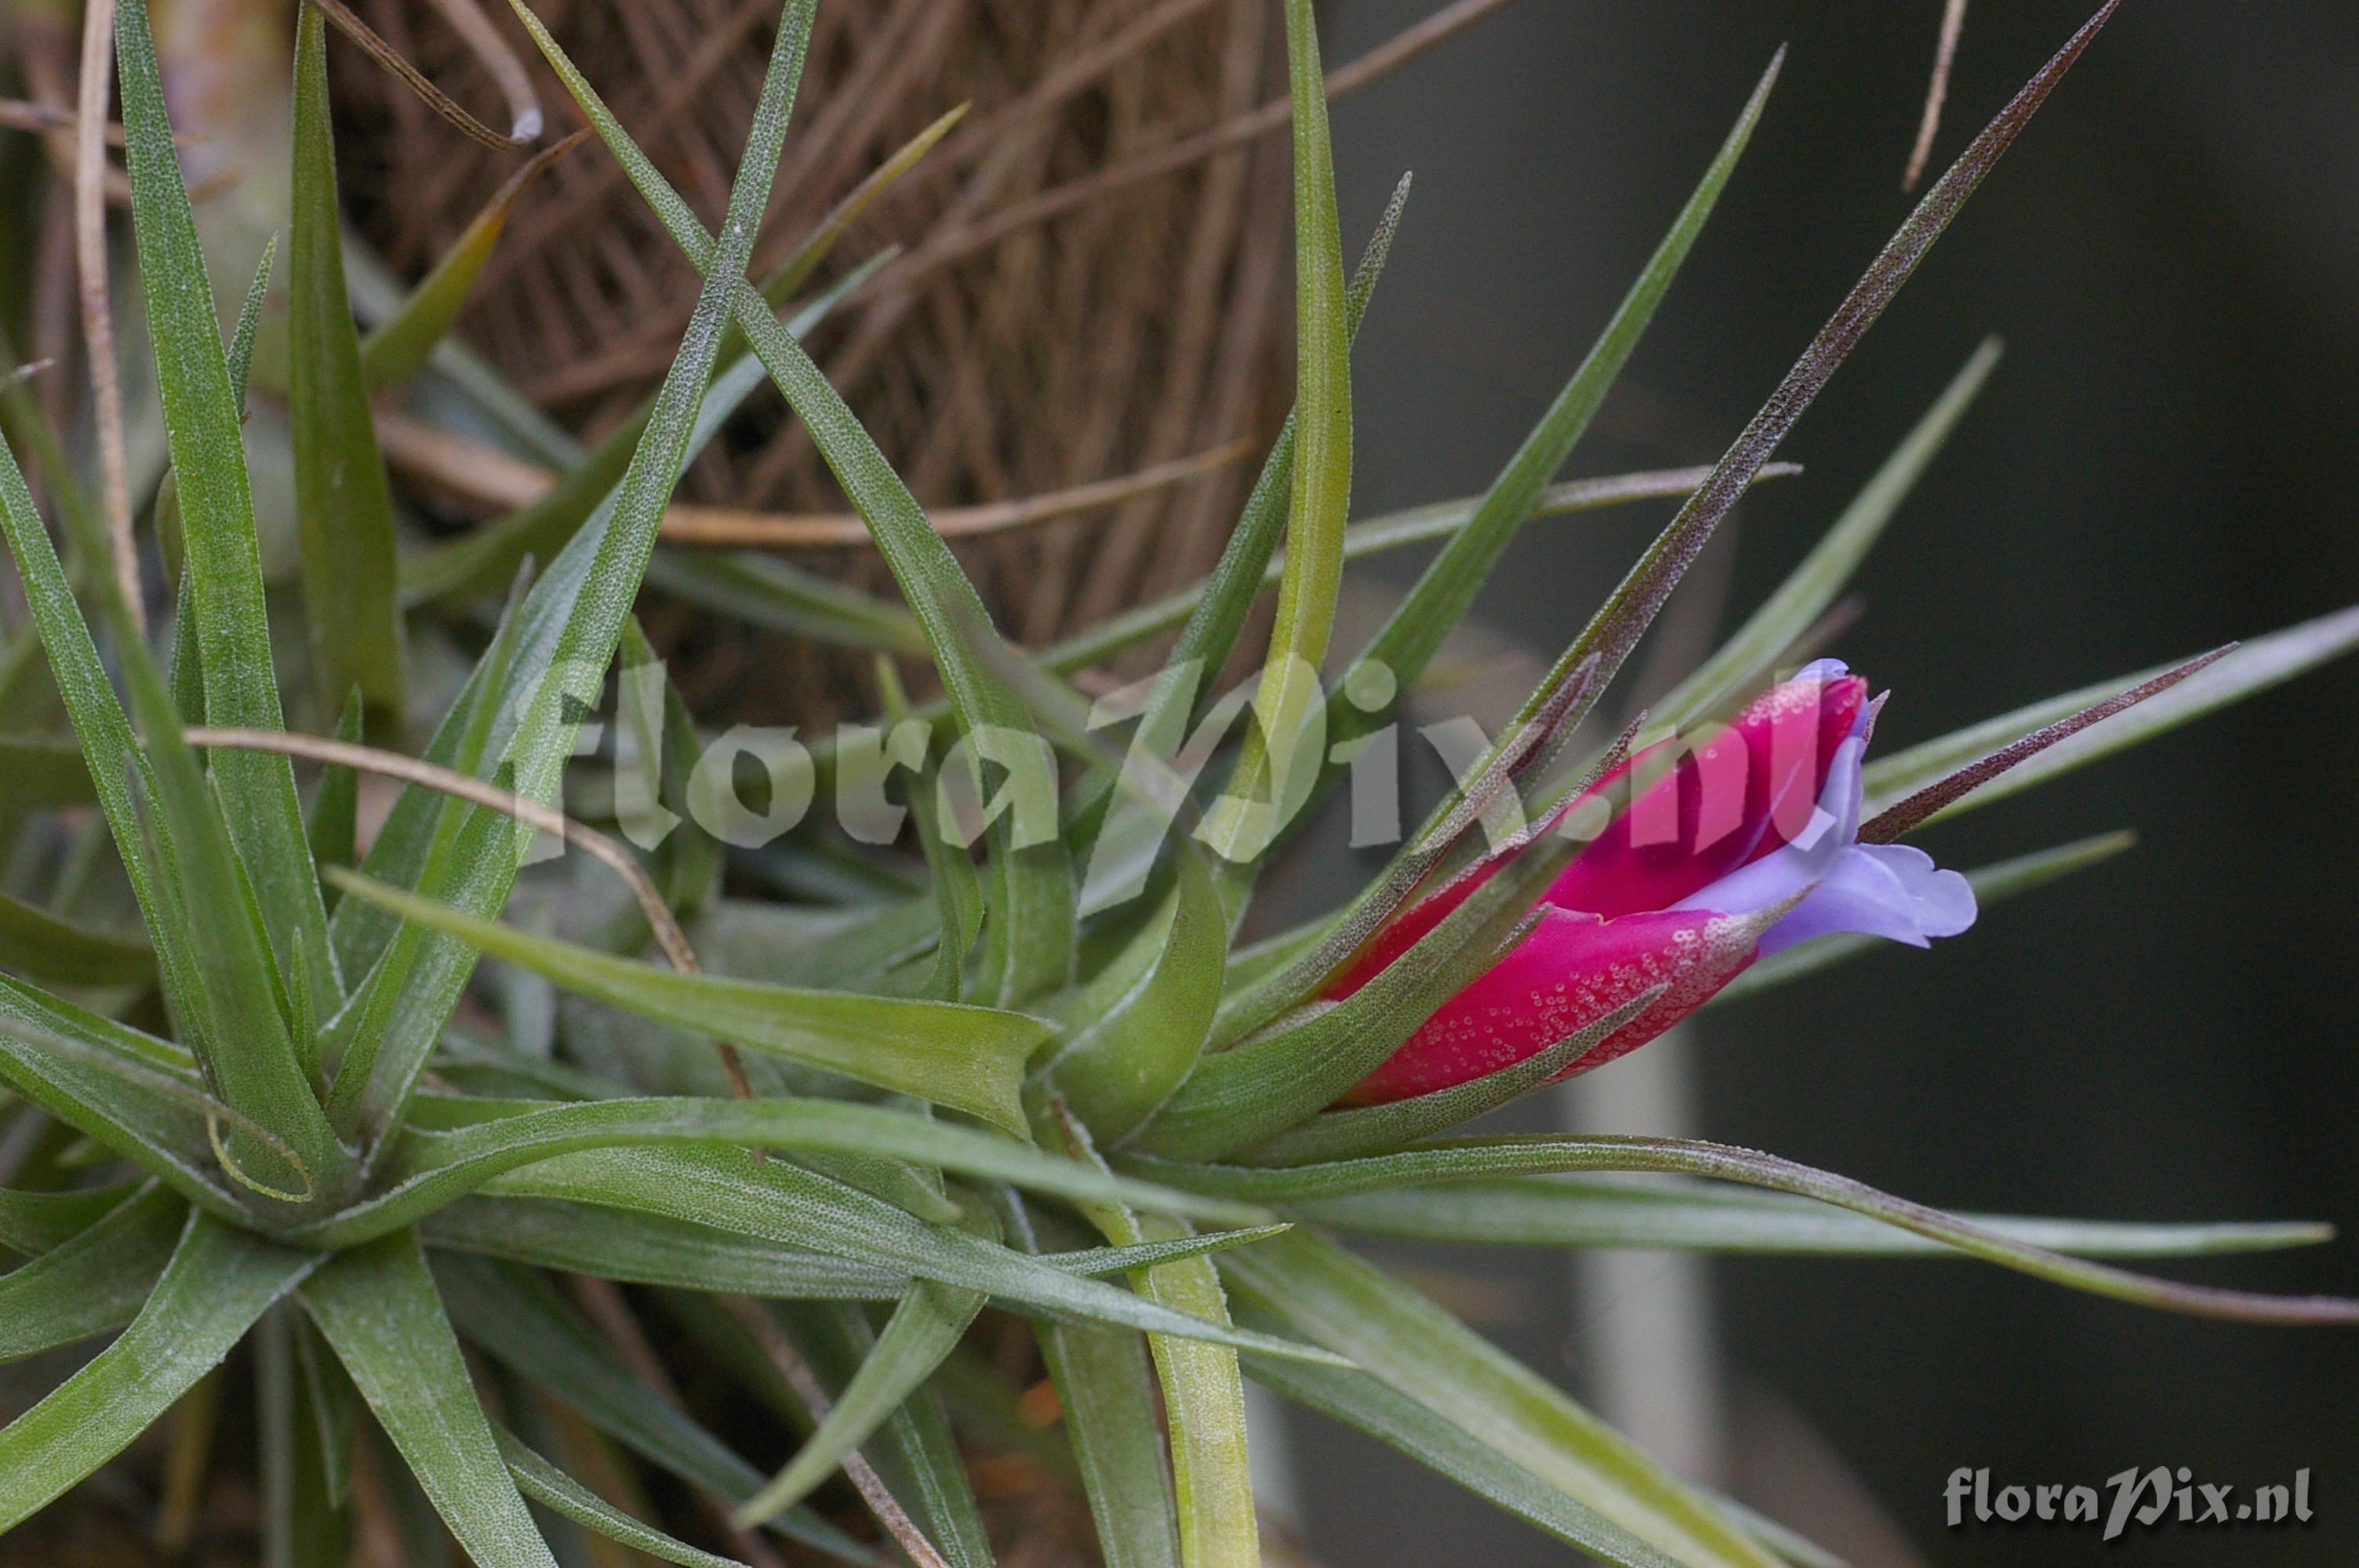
(2, 2, 2358, 1566)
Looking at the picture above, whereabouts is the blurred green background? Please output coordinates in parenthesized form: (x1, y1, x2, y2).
(1267, 1, 2359, 1562)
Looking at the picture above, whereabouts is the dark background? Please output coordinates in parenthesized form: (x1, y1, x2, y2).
(1274, 1, 2359, 1563)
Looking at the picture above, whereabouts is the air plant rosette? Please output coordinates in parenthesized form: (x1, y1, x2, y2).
(1, 2, 2356, 1566)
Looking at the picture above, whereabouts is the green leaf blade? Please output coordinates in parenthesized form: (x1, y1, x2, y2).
(1196, 0, 1354, 869)
(114, 0, 340, 1021)
(475, 1145, 1339, 1362)
(1280, 1172, 2336, 1258)
(300, 1091, 1269, 1247)
(301, 1229, 558, 1567)
(1653, 335, 2001, 731)
(0, 1210, 318, 1531)
(1005, 1196, 1182, 1568)
(0, 888, 154, 987)
(0, 1183, 184, 1362)
(361, 134, 582, 390)
(1350, 51, 1781, 719)
(496, 1427, 751, 1568)
(1221, 1229, 1778, 1568)
(333, 0, 820, 1149)
(1042, 844, 1227, 1143)
(733, 1281, 984, 1527)
(329, 870, 1045, 1134)
(289, 2, 406, 723)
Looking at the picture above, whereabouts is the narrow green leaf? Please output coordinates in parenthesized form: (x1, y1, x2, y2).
(1652, 336, 2001, 731)
(690, 895, 942, 993)
(1170, 1135, 2359, 1324)
(301, 1229, 558, 1567)
(125, 670, 343, 1185)
(678, 1296, 965, 1566)
(1861, 604, 2359, 822)
(495, 1427, 750, 1568)
(228, 236, 278, 413)
(644, 549, 928, 655)
(308, 690, 365, 907)
(165, 559, 204, 722)
(1004, 1196, 1180, 1568)
(1221, 1230, 1778, 1568)
(329, 869, 1045, 1133)
(360, 135, 583, 389)
(0, 1210, 318, 1530)
(1277, 1171, 2335, 1256)
(292, 1310, 360, 1509)
(0, 432, 340, 1194)
(1123, 1217, 1255, 1568)
(257, 1305, 345, 1568)
(423, 1196, 907, 1298)
(808, 459, 1787, 796)
(734, 1281, 984, 1526)
(1197, 0, 1353, 869)
(148, 236, 278, 593)
(506, 0, 1075, 1005)
(400, 239, 892, 610)
(1135, 808, 1597, 1161)
(1060, 182, 1413, 887)
(422, 1192, 1284, 1297)
(1061, 1098, 1264, 1565)
(1228, 1283, 1687, 1568)
(0, 977, 258, 1215)
(290, 1, 405, 720)
(1040, 843, 1226, 1143)
(761, 100, 966, 304)
(0, 1178, 141, 1256)
(341, 237, 577, 467)
(436, 1261, 892, 1565)
(620, 618, 720, 916)
(794, 1301, 996, 1568)
(1053, 1114, 1256, 1568)
(0, 1182, 183, 1361)
(401, 101, 936, 604)
(115, 0, 340, 1018)
(0, 887, 154, 987)
(1124, 174, 1410, 758)
(435, 1254, 769, 1501)
(1020, 465, 1783, 695)
(476, 1145, 1343, 1361)
(878, 659, 980, 1001)
(1194, 648, 1608, 1058)
(1343, 53, 1781, 739)
(327, 564, 531, 984)
(332, 0, 817, 1149)
(291, 1091, 1271, 1247)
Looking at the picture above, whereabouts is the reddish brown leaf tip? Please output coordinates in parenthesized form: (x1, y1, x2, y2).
(1861, 641, 2232, 843)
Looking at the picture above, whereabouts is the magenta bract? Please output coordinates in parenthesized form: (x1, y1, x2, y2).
(1334, 662, 1975, 1105)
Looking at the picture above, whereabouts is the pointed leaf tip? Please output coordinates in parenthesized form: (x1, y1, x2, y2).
(1862, 644, 2233, 842)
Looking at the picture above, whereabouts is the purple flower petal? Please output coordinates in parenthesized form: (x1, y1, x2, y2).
(1673, 692, 1977, 958)
(1756, 842, 1978, 956)
(1673, 731, 1868, 918)
(1792, 656, 1852, 686)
